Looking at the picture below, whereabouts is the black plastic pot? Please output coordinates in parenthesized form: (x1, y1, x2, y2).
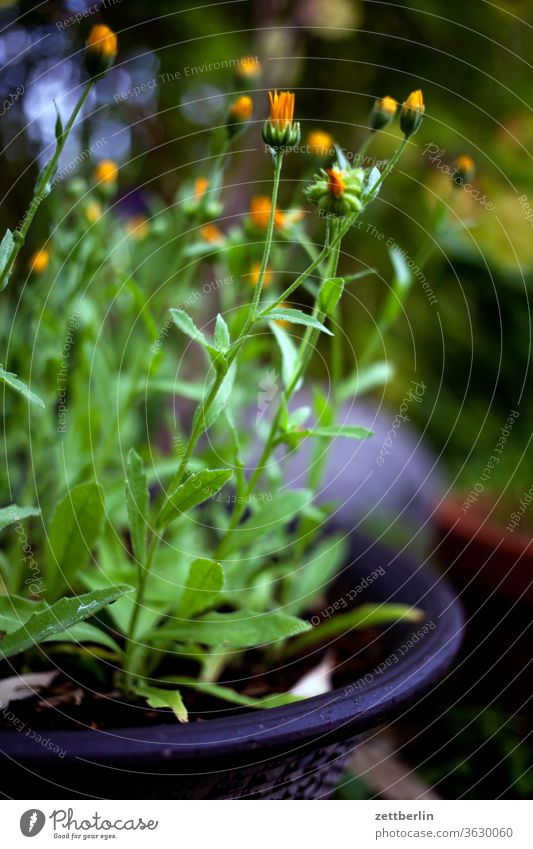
(0, 535, 463, 800)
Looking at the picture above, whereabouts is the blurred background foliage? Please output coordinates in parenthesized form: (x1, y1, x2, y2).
(1, 0, 531, 502)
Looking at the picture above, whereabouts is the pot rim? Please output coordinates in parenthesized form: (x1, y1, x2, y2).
(0, 538, 464, 766)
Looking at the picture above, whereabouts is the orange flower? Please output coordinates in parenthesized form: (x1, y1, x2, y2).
(308, 130, 334, 157)
(86, 24, 117, 58)
(201, 224, 224, 244)
(194, 176, 208, 201)
(94, 160, 118, 185)
(249, 262, 272, 288)
(326, 167, 346, 198)
(400, 90, 425, 137)
(29, 248, 49, 273)
(228, 95, 253, 122)
(249, 196, 288, 230)
(268, 90, 295, 130)
(377, 96, 397, 116)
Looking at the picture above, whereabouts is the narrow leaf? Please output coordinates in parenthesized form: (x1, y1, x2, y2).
(134, 683, 188, 722)
(298, 425, 373, 440)
(178, 558, 224, 618)
(217, 489, 311, 558)
(153, 609, 310, 649)
(318, 277, 344, 315)
(0, 229, 15, 288)
(163, 676, 302, 709)
(338, 361, 394, 402)
(0, 504, 40, 533)
(157, 468, 232, 531)
(270, 321, 299, 388)
(125, 448, 148, 565)
(214, 314, 230, 350)
(170, 308, 207, 345)
(261, 308, 333, 336)
(0, 586, 132, 660)
(0, 365, 45, 408)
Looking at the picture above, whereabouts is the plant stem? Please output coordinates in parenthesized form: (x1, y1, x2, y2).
(0, 80, 94, 287)
(246, 151, 284, 322)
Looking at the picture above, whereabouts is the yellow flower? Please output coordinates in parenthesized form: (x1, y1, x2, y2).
(326, 167, 346, 198)
(238, 56, 261, 78)
(86, 202, 102, 223)
(85, 24, 117, 77)
(228, 95, 253, 123)
(249, 262, 272, 288)
(94, 160, 118, 185)
(400, 90, 425, 138)
(194, 176, 208, 201)
(201, 224, 224, 244)
(308, 130, 334, 157)
(262, 90, 300, 149)
(126, 216, 149, 240)
(29, 248, 49, 273)
(370, 96, 397, 131)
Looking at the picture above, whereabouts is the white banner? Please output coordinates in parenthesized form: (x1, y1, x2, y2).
(1, 800, 531, 847)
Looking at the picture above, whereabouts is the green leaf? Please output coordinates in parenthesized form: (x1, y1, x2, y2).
(0, 229, 15, 288)
(163, 676, 302, 709)
(217, 489, 311, 558)
(0, 594, 42, 632)
(53, 100, 64, 143)
(284, 603, 423, 658)
(170, 308, 207, 346)
(178, 558, 224, 618)
(145, 379, 205, 401)
(318, 277, 345, 315)
(0, 504, 40, 533)
(153, 609, 310, 649)
(157, 468, 232, 530)
(338, 361, 394, 402)
(214, 314, 230, 350)
(0, 586, 132, 660)
(42, 621, 121, 653)
(284, 534, 348, 616)
(261, 308, 333, 336)
(46, 482, 106, 596)
(0, 365, 45, 408)
(270, 321, 299, 388)
(125, 449, 148, 566)
(133, 682, 188, 723)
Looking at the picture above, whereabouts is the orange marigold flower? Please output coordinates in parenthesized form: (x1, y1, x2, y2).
(268, 90, 295, 130)
(228, 95, 253, 122)
(29, 248, 49, 273)
(326, 167, 346, 198)
(249, 262, 272, 288)
(201, 224, 224, 244)
(94, 160, 118, 185)
(85, 25, 117, 76)
(194, 176, 208, 201)
(238, 56, 261, 78)
(400, 90, 425, 138)
(308, 130, 334, 157)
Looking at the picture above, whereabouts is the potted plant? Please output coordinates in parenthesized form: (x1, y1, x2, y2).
(0, 25, 463, 799)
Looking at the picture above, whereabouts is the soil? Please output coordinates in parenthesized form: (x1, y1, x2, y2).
(0, 625, 387, 732)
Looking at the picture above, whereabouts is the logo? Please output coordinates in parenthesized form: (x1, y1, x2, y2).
(20, 809, 46, 837)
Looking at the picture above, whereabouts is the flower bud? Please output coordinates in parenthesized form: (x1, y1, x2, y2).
(452, 155, 475, 186)
(400, 90, 425, 138)
(305, 164, 365, 217)
(262, 90, 301, 151)
(85, 24, 117, 78)
(227, 95, 253, 138)
(370, 96, 397, 131)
